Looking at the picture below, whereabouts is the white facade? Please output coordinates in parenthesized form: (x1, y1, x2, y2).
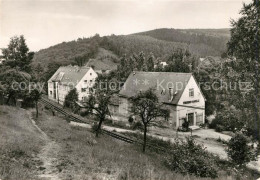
(117, 72, 206, 129)
(75, 68, 98, 101)
(175, 76, 205, 128)
(48, 67, 98, 105)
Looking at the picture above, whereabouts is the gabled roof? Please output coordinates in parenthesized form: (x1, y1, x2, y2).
(119, 71, 193, 105)
(48, 65, 91, 85)
(85, 59, 117, 71)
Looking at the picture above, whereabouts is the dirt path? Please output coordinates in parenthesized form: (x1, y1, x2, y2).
(37, 140, 61, 180)
(27, 111, 61, 180)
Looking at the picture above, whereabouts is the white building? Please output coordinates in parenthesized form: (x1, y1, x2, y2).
(116, 72, 206, 129)
(48, 65, 98, 105)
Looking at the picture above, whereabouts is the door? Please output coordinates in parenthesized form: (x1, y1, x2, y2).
(53, 82, 57, 99)
(187, 113, 194, 126)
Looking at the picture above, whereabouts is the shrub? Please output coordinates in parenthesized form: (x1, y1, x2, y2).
(128, 116, 134, 123)
(131, 121, 143, 130)
(182, 118, 189, 129)
(177, 118, 191, 132)
(209, 117, 222, 129)
(226, 133, 257, 166)
(216, 124, 225, 132)
(64, 88, 79, 111)
(209, 108, 244, 132)
(164, 137, 218, 178)
(79, 109, 89, 117)
(91, 123, 99, 133)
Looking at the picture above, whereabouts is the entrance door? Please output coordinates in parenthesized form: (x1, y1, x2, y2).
(187, 113, 194, 126)
(53, 82, 57, 99)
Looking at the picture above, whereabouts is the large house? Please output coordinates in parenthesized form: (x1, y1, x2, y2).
(48, 65, 98, 105)
(114, 72, 205, 129)
(85, 59, 117, 74)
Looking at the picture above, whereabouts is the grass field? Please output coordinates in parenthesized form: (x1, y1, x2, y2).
(0, 105, 258, 180)
(0, 105, 44, 180)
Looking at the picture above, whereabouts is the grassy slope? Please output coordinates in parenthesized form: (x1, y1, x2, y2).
(35, 106, 182, 180)
(1, 105, 256, 179)
(36, 105, 257, 180)
(0, 106, 44, 180)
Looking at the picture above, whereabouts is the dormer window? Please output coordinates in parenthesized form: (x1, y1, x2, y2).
(189, 88, 194, 97)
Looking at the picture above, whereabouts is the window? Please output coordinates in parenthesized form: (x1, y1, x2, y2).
(90, 73, 92, 76)
(81, 88, 86, 92)
(84, 80, 87, 83)
(189, 88, 194, 97)
(50, 91, 52, 95)
(90, 80, 93, 83)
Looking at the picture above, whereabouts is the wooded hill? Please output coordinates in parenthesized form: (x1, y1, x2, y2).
(32, 28, 230, 70)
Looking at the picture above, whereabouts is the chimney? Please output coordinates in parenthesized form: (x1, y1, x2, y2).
(169, 88, 177, 102)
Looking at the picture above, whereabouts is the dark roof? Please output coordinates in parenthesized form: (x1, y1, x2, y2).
(48, 65, 91, 85)
(85, 59, 117, 71)
(119, 71, 192, 104)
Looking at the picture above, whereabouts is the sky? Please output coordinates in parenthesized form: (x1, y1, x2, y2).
(0, 0, 252, 52)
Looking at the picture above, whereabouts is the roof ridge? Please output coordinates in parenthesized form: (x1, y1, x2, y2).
(133, 71, 192, 75)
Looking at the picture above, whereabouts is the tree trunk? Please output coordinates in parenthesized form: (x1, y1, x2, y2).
(35, 101, 38, 118)
(6, 94, 12, 105)
(96, 118, 104, 137)
(143, 124, 147, 152)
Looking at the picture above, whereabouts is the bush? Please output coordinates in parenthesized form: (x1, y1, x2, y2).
(177, 118, 191, 132)
(209, 118, 222, 129)
(164, 137, 218, 178)
(79, 109, 89, 117)
(131, 121, 143, 130)
(128, 116, 134, 123)
(226, 133, 257, 166)
(91, 123, 99, 133)
(216, 124, 225, 132)
(209, 108, 244, 132)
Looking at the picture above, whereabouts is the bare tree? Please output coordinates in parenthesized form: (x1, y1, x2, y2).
(130, 89, 169, 152)
(85, 91, 112, 137)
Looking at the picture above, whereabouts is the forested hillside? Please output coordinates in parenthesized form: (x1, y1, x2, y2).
(32, 28, 230, 70)
(133, 28, 230, 56)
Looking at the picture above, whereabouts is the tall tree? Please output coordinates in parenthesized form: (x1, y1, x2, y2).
(130, 89, 169, 152)
(146, 53, 155, 72)
(2, 35, 34, 72)
(165, 49, 190, 73)
(227, 0, 260, 140)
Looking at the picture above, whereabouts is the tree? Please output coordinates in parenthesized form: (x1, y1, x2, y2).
(0, 69, 31, 104)
(164, 49, 191, 73)
(64, 88, 79, 112)
(226, 0, 260, 140)
(146, 53, 155, 71)
(30, 89, 41, 118)
(85, 91, 112, 137)
(34, 63, 44, 81)
(130, 89, 169, 152)
(226, 133, 257, 166)
(2, 35, 34, 72)
(135, 51, 145, 71)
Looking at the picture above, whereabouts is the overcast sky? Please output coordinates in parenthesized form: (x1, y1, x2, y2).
(0, 0, 251, 52)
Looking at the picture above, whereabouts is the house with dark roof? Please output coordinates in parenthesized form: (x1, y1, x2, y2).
(85, 59, 117, 74)
(48, 65, 98, 105)
(115, 71, 205, 129)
